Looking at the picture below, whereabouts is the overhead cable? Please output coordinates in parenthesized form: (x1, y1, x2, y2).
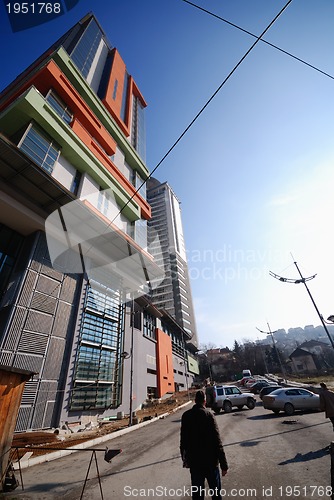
(112, 0, 293, 223)
(182, 0, 334, 82)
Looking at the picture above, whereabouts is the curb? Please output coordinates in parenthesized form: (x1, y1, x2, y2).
(13, 400, 192, 470)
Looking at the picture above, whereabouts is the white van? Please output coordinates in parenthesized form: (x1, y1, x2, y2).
(242, 369, 252, 378)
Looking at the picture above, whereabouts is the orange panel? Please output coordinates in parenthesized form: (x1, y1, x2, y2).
(156, 328, 174, 398)
(0, 60, 151, 220)
(102, 49, 131, 136)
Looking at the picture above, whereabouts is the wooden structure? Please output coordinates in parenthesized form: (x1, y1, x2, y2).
(0, 365, 33, 491)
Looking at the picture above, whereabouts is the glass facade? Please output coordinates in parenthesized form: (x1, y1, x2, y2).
(143, 310, 156, 340)
(120, 72, 129, 122)
(70, 280, 124, 410)
(131, 96, 146, 162)
(19, 123, 60, 174)
(46, 91, 73, 124)
(70, 18, 103, 79)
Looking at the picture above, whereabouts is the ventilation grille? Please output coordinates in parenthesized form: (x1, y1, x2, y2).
(36, 275, 60, 297)
(0, 350, 13, 365)
(53, 301, 72, 338)
(41, 263, 63, 282)
(18, 270, 37, 307)
(3, 307, 26, 350)
(43, 337, 65, 379)
(31, 291, 57, 315)
(25, 310, 53, 335)
(15, 406, 32, 432)
(21, 380, 38, 405)
(18, 332, 48, 355)
(13, 353, 43, 374)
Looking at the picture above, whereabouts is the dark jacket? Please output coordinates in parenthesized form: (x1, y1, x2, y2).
(320, 388, 334, 418)
(180, 404, 228, 471)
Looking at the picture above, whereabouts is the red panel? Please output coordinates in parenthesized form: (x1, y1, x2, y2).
(156, 328, 174, 398)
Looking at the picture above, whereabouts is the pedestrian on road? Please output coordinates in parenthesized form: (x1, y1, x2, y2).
(180, 389, 228, 499)
(319, 382, 334, 430)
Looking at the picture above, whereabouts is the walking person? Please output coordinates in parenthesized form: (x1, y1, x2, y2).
(180, 390, 228, 499)
(319, 382, 334, 430)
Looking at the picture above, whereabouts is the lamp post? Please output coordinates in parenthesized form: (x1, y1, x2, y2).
(256, 324, 286, 381)
(128, 297, 135, 426)
(269, 260, 334, 350)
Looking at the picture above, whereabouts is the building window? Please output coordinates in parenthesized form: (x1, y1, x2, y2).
(19, 123, 60, 174)
(70, 281, 124, 410)
(131, 96, 146, 162)
(46, 90, 73, 124)
(112, 79, 118, 100)
(70, 18, 103, 79)
(143, 311, 156, 340)
(70, 170, 82, 195)
(120, 72, 129, 122)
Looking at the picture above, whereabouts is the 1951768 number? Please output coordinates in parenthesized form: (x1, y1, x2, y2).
(6, 3, 61, 14)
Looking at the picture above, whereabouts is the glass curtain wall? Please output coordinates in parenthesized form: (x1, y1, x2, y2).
(70, 279, 124, 410)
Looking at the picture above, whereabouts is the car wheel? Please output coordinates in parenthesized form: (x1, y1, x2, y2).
(246, 398, 256, 410)
(284, 403, 294, 416)
(223, 401, 232, 413)
(237, 405, 243, 410)
(213, 407, 221, 415)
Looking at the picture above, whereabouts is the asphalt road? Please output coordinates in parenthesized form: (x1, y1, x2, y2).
(3, 399, 333, 500)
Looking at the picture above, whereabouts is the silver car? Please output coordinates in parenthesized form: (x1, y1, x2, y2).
(206, 385, 256, 414)
(262, 387, 320, 415)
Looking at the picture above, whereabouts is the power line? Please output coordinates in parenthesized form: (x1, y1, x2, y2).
(103, 0, 293, 226)
(182, 0, 334, 82)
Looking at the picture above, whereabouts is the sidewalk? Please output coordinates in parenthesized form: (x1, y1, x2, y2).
(11, 400, 192, 470)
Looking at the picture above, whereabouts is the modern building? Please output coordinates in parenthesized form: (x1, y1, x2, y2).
(0, 13, 198, 431)
(147, 178, 198, 347)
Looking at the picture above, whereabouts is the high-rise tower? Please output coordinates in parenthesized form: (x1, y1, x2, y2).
(147, 178, 198, 346)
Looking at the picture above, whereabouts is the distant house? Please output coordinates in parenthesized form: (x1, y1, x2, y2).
(289, 340, 331, 374)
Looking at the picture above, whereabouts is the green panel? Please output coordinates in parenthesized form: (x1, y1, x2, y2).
(0, 87, 140, 221)
(187, 355, 199, 375)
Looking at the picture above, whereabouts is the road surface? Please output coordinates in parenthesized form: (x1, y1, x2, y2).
(4, 399, 333, 499)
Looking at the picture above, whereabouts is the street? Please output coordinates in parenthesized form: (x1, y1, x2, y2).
(3, 398, 333, 500)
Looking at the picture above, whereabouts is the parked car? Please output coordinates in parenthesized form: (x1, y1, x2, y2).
(239, 377, 256, 387)
(205, 385, 256, 414)
(249, 380, 273, 394)
(259, 385, 282, 400)
(262, 387, 320, 415)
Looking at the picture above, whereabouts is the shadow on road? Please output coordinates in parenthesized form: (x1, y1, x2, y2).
(278, 446, 330, 465)
(225, 421, 326, 448)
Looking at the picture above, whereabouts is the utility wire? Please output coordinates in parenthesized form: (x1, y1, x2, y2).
(182, 0, 334, 82)
(25, 2, 292, 312)
(99, 0, 293, 229)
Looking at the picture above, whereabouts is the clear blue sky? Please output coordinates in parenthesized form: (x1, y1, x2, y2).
(1, 0, 334, 348)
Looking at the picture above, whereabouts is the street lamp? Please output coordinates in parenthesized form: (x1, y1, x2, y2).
(256, 324, 286, 381)
(270, 259, 334, 350)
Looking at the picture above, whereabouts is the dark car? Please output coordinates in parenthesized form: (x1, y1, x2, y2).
(249, 380, 273, 394)
(259, 385, 282, 400)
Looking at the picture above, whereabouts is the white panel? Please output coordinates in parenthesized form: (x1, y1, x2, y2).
(87, 39, 109, 93)
(52, 155, 76, 191)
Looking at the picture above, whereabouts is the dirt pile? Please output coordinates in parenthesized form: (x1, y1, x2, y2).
(11, 390, 195, 458)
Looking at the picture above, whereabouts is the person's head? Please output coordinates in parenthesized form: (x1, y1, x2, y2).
(320, 382, 327, 390)
(195, 390, 206, 406)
